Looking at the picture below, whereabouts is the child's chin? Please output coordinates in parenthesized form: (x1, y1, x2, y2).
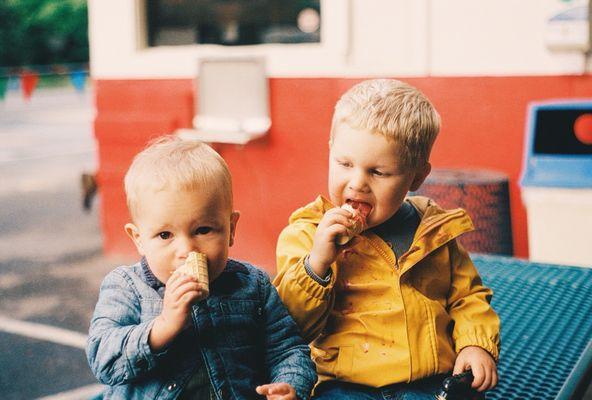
(367, 216, 388, 228)
(208, 267, 224, 282)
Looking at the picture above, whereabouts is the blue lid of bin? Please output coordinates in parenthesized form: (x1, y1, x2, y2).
(520, 100, 592, 188)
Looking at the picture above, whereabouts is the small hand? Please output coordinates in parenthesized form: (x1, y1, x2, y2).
(162, 270, 208, 328)
(149, 271, 208, 351)
(256, 383, 297, 400)
(453, 346, 498, 392)
(309, 207, 353, 276)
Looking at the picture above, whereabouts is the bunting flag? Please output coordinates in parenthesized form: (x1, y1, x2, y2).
(0, 63, 89, 101)
(21, 71, 39, 101)
(0, 77, 8, 100)
(7, 75, 20, 91)
(69, 70, 87, 92)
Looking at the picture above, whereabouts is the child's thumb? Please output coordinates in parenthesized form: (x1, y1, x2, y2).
(452, 360, 467, 375)
(255, 385, 268, 394)
(256, 383, 279, 395)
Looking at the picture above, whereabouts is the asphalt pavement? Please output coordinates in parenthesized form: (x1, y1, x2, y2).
(0, 86, 133, 399)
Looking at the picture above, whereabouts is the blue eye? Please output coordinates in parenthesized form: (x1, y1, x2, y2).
(158, 232, 171, 240)
(195, 227, 213, 235)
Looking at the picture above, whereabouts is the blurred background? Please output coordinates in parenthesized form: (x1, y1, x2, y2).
(1, 0, 591, 398)
(1, 1, 125, 398)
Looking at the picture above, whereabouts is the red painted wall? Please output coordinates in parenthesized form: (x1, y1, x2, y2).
(94, 76, 592, 273)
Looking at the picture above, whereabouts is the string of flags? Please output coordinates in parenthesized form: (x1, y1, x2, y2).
(0, 63, 89, 101)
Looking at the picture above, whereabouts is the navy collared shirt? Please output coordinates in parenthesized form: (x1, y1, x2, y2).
(371, 200, 421, 260)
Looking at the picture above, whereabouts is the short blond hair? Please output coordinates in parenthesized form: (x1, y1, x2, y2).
(330, 79, 440, 169)
(124, 136, 232, 220)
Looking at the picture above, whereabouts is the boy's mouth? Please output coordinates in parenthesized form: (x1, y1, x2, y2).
(345, 199, 373, 219)
(337, 200, 373, 245)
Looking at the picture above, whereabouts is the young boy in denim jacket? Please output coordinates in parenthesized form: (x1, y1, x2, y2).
(87, 136, 316, 399)
(274, 79, 500, 399)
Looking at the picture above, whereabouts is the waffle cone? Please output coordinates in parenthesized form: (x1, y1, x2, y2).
(178, 252, 209, 295)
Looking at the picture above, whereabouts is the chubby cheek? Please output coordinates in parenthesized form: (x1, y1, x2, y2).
(328, 180, 345, 205)
(205, 244, 230, 281)
(208, 259, 227, 281)
(141, 242, 174, 281)
(327, 169, 341, 197)
(367, 212, 387, 229)
(369, 192, 406, 226)
(328, 191, 341, 207)
(145, 256, 174, 283)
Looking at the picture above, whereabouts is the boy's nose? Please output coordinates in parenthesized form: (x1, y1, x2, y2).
(176, 236, 196, 256)
(348, 170, 369, 192)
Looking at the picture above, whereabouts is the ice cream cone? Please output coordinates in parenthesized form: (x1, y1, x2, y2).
(178, 251, 209, 296)
(337, 203, 367, 245)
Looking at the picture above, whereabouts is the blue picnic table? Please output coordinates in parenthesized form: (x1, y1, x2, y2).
(473, 254, 592, 400)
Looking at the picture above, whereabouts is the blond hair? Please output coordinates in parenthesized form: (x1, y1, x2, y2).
(124, 136, 232, 220)
(330, 79, 440, 169)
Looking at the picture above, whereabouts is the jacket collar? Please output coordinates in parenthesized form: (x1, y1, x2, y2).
(406, 196, 474, 243)
(290, 195, 474, 273)
(223, 259, 250, 275)
(396, 196, 474, 273)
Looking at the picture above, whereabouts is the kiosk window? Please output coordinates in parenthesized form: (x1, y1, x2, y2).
(146, 0, 321, 46)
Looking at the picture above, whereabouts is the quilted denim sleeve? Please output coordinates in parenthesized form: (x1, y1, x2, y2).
(86, 269, 167, 385)
(259, 271, 317, 400)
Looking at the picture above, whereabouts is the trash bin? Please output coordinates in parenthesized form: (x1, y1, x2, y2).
(520, 100, 592, 267)
(414, 168, 513, 256)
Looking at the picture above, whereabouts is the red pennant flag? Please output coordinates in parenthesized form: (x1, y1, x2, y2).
(21, 71, 39, 101)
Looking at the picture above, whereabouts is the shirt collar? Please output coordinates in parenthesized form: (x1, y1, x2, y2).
(140, 257, 165, 290)
(372, 200, 418, 235)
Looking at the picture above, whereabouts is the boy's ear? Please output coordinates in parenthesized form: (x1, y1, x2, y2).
(125, 223, 144, 256)
(409, 162, 431, 192)
(229, 211, 240, 247)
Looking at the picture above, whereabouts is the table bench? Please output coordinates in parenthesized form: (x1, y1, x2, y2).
(473, 254, 592, 399)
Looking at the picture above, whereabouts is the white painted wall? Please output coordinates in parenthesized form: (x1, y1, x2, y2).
(430, 0, 585, 75)
(88, 0, 588, 79)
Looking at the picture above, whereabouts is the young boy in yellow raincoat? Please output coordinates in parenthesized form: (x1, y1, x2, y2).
(274, 79, 500, 399)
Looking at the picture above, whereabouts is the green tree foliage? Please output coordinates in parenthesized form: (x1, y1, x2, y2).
(0, 0, 88, 67)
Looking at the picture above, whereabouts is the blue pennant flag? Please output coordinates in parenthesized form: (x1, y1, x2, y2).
(70, 70, 87, 92)
(7, 75, 20, 91)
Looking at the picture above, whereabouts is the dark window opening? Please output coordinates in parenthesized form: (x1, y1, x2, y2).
(146, 0, 321, 46)
(534, 109, 592, 155)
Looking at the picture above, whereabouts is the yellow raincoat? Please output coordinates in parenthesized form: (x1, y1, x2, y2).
(274, 196, 500, 387)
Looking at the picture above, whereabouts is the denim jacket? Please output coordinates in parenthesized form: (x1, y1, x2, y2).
(86, 259, 316, 400)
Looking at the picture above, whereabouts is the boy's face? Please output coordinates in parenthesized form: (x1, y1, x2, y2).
(328, 123, 430, 229)
(125, 187, 239, 284)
